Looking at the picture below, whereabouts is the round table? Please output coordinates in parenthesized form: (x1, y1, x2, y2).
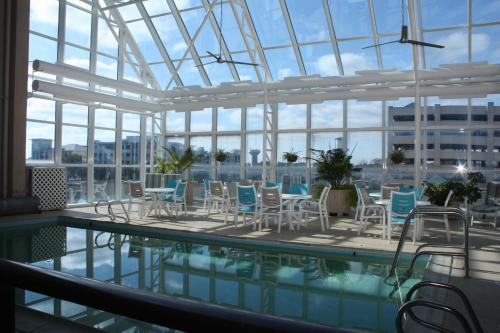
(282, 194, 312, 230)
(144, 188, 175, 217)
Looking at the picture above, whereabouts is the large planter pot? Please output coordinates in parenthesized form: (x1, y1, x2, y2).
(185, 181, 195, 204)
(326, 189, 351, 216)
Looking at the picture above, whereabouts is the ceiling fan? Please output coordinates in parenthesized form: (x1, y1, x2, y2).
(196, 0, 259, 67)
(362, 0, 444, 49)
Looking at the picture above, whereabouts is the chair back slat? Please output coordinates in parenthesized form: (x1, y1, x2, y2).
(261, 186, 281, 208)
(209, 181, 224, 197)
(320, 185, 331, 206)
(359, 187, 373, 206)
(128, 181, 144, 198)
(390, 191, 416, 216)
(227, 182, 238, 199)
(288, 183, 309, 195)
(145, 173, 163, 188)
(175, 181, 187, 197)
(237, 185, 257, 206)
(382, 185, 399, 200)
(164, 174, 181, 188)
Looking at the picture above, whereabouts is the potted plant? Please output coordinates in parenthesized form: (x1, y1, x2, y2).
(389, 148, 405, 165)
(154, 146, 198, 203)
(425, 172, 484, 207)
(215, 149, 227, 163)
(309, 148, 361, 216)
(282, 149, 300, 163)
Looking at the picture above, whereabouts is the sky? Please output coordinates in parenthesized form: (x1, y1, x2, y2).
(26, 0, 500, 165)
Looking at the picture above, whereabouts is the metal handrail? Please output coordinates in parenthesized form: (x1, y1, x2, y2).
(404, 281, 483, 333)
(396, 299, 473, 333)
(0, 259, 349, 333)
(94, 200, 130, 223)
(388, 207, 469, 278)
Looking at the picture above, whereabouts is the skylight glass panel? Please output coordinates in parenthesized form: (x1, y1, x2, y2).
(152, 15, 188, 59)
(472, 0, 500, 23)
(67, 0, 92, 11)
(471, 26, 500, 64)
(378, 37, 413, 71)
(286, 0, 329, 43)
(126, 20, 164, 63)
(213, 3, 247, 53)
(300, 43, 338, 76)
(173, 60, 205, 86)
(337, 39, 378, 75)
(264, 47, 300, 80)
(29, 0, 59, 37)
(246, 0, 291, 47)
(96, 55, 118, 79)
(420, 0, 467, 29)
(65, 5, 91, 48)
(328, 0, 372, 38)
(203, 62, 234, 86)
(97, 17, 118, 57)
(143, 1, 171, 15)
(174, 0, 202, 11)
(118, 4, 143, 21)
(149, 63, 172, 89)
(423, 29, 468, 69)
(373, 0, 408, 34)
(64, 45, 90, 70)
(181, 8, 220, 57)
(124, 63, 141, 83)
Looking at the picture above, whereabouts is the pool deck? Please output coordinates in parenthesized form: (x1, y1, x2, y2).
(2, 201, 499, 281)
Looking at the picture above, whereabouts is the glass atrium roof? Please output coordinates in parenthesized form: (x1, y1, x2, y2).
(30, 0, 500, 91)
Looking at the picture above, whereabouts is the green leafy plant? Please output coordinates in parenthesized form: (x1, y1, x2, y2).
(425, 172, 485, 206)
(215, 149, 227, 162)
(154, 146, 197, 174)
(309, 148, 361, 189)
(389, 148, 405, 165)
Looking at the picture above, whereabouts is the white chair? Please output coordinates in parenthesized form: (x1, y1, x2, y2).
(354, 183, 366, 221)
(299, 185, 331, 232)
(423, 190, 453, 242)
(224, 182, 238, 224)
(260, 186, 285, 232)
(126, 181, 151, 218)
(357, 187, 386, 237)
(207, 181, 225, 215)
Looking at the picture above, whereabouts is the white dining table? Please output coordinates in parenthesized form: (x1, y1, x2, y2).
(145, 187, 175, 217)
(374, 199, 431, 240)
(282, 194, 312, 230)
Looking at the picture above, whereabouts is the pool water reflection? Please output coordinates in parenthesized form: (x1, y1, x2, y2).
(0, 224, 424, 332)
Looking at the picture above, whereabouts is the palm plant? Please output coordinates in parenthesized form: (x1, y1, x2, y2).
(154, 146, 197, 174)
(309, 148, 361, 188)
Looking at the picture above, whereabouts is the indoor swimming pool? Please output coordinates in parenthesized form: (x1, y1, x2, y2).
(0, 217, 425, 332)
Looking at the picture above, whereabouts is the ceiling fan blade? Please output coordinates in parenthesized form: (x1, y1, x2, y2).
(362, 40, 400, 49)
(195, 60, 218, 67)
(407, 39, 445, 48)
(206, 51, 220, 59)
(224, 60, 259, 66)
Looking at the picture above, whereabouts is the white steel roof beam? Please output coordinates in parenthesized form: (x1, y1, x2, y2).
(321, 0, 344, 75)
(278, 0, 306, 75)
(166, 0, 212, 87)
(367, 0, 383, 69)
(136, 1, 183, 87)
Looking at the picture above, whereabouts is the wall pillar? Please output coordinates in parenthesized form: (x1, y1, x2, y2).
(0, 0, 30, 197)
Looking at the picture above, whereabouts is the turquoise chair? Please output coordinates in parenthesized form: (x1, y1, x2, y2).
(399, 186, 425, 201)
(163, 181, 187, 217)
(265, 182, 283, 191)
(388, 191, 416, 243)
(288, 183, 308, 195)
(202, 179, 210, 209)
(232, 185, 258, 228)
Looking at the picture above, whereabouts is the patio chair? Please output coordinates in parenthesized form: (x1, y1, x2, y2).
(357, 187, 386, 237)
(387, 191, 417, 244)
(288, 183, 309, 195)
(224, 182, 238, 224)
(354, 182, 368, 221)
(127, 181, 152, 219)
(207, 181, 225, 215)
(299, 184, 331, 231)
(422, 190, 453, 242)
(145, 173, 163, 189)
(162, 181, 187, 217)
(164, 174, 181, 189)
(381, 185, 399, 200)
(260, 186, 285, 232)
(239, 179, 253, 186)
(232, 185, 258, 228)
(253, 180, 262, 193)
(202, 179, 210, 209)
(265, 182, 283, 192)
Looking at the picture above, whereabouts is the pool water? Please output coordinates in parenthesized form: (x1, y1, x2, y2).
(0, 220, 425, 332)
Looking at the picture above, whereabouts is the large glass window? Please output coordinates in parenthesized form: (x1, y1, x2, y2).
(278, 104, 306, 130)
(190, 108, 212, 132)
